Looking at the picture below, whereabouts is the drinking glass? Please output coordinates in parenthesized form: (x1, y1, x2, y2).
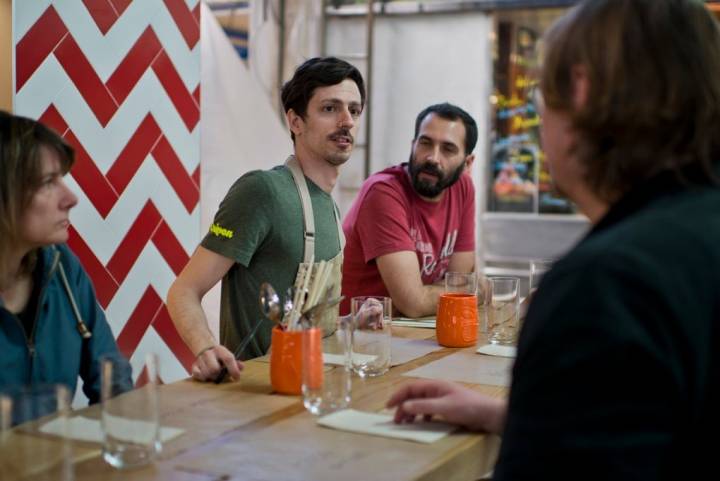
(476, 274, 491, 335)
(350, 296, 392, 377)
(302, 318, 352, 416)
(0, 385, 73, 480)
(529, 258, 554, 294)
(445, 271, 477, 294)
(487, 277, 520, 345)
(101, 354, 159, 469)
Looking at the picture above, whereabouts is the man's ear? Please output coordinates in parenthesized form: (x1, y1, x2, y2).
(572, 65, 589, 110)
(464, 153, 476, 171)
(286, 108, 304, 137)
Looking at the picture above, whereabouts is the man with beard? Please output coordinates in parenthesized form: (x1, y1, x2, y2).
(168, 57, 365, 381)
(341, 103, 476, 317)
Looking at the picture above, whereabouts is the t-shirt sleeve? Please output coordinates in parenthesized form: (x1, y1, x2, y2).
(453, 174, 475, 252)
(355, 182, 415, 263)
(201, 171, 272, 267)
(493, 253, 683, 481)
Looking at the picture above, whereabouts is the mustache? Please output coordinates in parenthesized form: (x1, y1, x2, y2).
(328, 129, 354, 143)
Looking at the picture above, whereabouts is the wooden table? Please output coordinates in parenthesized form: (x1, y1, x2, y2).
(1, 327, 506, 481)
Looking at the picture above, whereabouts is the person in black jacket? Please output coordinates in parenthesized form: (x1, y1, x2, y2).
(388, 1, 720, 479)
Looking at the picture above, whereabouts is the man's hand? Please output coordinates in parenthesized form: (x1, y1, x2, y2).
(386, 379, 507, 434)
(191, 345, 244, 382)
(355, 297, 384, 329)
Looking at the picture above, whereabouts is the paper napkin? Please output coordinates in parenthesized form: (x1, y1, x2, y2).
(317, 409, 455, 444)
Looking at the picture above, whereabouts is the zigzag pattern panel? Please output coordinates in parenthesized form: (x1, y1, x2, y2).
(13, 0, 201, 387)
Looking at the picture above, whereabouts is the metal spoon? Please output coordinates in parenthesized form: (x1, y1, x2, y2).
(213, 282, 282, 384)
(260, 283, 282, 325)
(283, 286, 295, 323)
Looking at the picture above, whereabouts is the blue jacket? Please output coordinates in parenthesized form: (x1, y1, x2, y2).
(0, 244, 132, 404)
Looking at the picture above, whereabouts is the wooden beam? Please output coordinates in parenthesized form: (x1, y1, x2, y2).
(0, 0, 12, 112)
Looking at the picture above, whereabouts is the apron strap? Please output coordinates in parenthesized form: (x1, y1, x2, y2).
(286, 156, 316, 264)
(334, 203, 346, 250)
(285, 155, 346, 261)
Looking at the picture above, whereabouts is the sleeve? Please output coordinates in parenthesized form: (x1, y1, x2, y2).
(354, 182, 416, 264)
(453, 175, 475, 252)
(493, 253, 684, 481)
(201, 171, 272, 267)
(59, 247, 133, 404)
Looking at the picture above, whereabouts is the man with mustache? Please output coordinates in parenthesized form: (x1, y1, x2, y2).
(168, 57, 365, 381)
(341, 103, 476, 317)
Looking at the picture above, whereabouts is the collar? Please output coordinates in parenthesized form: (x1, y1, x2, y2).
(589, 165, 719, 238)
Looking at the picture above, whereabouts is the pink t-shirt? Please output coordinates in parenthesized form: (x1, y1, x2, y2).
(341, 164, 475, 314)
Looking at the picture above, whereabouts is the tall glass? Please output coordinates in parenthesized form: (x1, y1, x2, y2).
(487, 277, 520, 345)
(444, 271, 477, 294)
(529, 258, 554, 294)
(350, 296, 392, 377)
(101, 354, 159, 469)
(0, 385, 73, 480)
(476, 274, 491, 335)
(302, 318, 352, 416)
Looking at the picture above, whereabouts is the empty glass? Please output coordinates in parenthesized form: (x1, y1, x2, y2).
(302, 318, 352, 416)
(487, 277, 520, 345)
(445, 271, 477, 294)
(101, 354, 159, 469)
(350, 296, 392, 377)
(529, 258, 554, 294)
(0, 385, 73, 480)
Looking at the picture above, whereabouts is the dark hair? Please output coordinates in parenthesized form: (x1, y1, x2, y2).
(0, 111, 74, 284)
(413, 103, 478, 155)
(281, 57, 366, 142)
(541, 0, 720, 202)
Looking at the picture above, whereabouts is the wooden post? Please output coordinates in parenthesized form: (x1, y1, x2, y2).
(0, 0, 12, 112)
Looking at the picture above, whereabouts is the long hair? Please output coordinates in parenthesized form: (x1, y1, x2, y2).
(0, 111, 74, 285)
(541, 0, 720, 202)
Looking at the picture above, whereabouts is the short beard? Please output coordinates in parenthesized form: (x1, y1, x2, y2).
(408, 154, 466, 198)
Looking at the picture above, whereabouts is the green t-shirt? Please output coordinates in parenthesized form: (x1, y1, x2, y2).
(201, 165, 342, 359)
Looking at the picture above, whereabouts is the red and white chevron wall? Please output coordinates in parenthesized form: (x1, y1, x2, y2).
(12, 0, 201, 387)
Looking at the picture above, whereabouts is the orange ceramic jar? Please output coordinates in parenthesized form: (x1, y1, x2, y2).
(436, 293, 478, 348)
(270, 326, 322, 395)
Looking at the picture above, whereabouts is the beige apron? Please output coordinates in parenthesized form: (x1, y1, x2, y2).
(285, 156, 345, 335)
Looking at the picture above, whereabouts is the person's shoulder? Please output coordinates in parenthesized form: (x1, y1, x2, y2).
(557, 190, 720, 302)
(595, 188, 720, 261)
(448, 171, 475, 201)
(366, 164, 406, 185)
(362, 164, 410, 196)
(459, 171, 475, 191)
(223, 166, 288, 201)
(234, 166, 287, 187)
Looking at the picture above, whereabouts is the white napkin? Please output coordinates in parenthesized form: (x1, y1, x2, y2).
(393, 318, 436, 329)
(323, 352, 377, 366)
(39, 415, 185, 444)
(317, 409, 455, 444)
(476, 344, 517, 358)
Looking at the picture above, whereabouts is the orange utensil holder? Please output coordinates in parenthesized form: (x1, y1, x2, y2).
(270, 326, 322, 395)
(436, 293, 478, 348)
